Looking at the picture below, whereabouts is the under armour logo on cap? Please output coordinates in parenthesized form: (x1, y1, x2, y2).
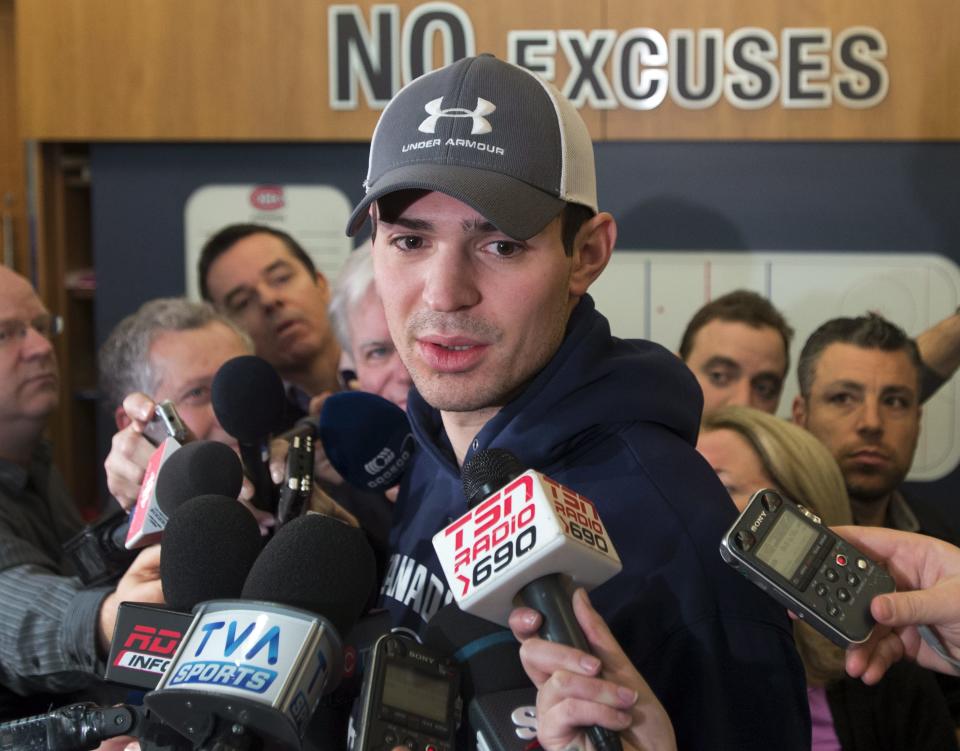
(418, 97, 496, 135)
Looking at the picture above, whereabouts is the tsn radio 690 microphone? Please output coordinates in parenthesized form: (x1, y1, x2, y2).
(146, 514, 377, 750)
(434, 449, 624, 751)
(212, 355, 288, 513)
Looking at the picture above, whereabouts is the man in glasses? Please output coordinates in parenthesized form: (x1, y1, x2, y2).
(0, 265, 163, 719)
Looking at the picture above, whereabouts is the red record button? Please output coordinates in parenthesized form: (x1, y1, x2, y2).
(835, 554, 847, 566)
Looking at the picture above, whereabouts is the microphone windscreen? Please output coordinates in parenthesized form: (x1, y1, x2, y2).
(461, 448, 526, 508)
(160, 494, 263, 611)
(318, 391, 414, 490)
(242, 513, 376, 637)
(211, 355, 287, 443)
(155, 440, 244, 517)
(424, 604, 531, 702)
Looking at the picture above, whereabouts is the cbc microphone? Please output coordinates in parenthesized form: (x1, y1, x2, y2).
(433, 449, 624, 751)
(277, 391, 413, 523)
(312, 391, 414, 491)
(146, 514, 377, 750)
(212, 355, 288, 513)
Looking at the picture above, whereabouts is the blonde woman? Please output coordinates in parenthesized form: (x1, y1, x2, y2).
(698, 406, 957, 751)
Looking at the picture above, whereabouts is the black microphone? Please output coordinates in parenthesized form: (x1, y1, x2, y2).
(211, 355, 287, 512)
(145, 513, 377, 750)
(460, 449, 623, 751)
(0, 702, 139, 751)
(424, 604, 539, 751)
(159, 494, 264, 612)
(154, 440, 245, 517)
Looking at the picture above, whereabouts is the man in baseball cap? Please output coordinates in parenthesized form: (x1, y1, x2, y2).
(350, 54, 807, 750)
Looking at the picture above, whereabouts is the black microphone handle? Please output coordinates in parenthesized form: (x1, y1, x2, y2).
(108, 517, 132, 551)
(0, 702, 136, 751)
(239, 440, 276, 512)
(519, 576, 623, 751)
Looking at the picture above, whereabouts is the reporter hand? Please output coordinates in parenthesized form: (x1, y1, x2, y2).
(104, 393, 160, 509)
(836, 525, 960, 683)
(97, 545, 163, 653)
(508, 588, 676, 751)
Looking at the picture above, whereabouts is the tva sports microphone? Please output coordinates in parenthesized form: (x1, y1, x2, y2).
(434, 449, 624, 751)
(126, 439, 244, 549)
(212, 354, 288, 513)
(146, 513, 377, 750)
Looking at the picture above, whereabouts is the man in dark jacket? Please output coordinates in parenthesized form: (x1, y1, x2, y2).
(345, 54, 809, 750)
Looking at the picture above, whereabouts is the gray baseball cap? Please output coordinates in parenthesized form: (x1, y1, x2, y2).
(346, 54, 597, 240)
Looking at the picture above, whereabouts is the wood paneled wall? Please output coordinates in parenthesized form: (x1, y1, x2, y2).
(15, 0, 960, 141)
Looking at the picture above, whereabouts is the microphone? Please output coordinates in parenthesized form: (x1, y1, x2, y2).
(105, 602, 193, 691)
(62, 440, 245, 585)
(212, 355, 288, 512)
(424, 604, 539, 751)
(159, 494, 264, 612)
(313, 391, 414, 491)
(0, 702, 140, 751)
(274, 391, 413, 524)
(126, 439, 244, 549)
(145, 513, 377, 750)
(434, 449, 624, 751)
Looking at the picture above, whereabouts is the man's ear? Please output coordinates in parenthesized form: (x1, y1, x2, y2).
(314, 271, 331, 302)
(569, 212, 616, 298)
(791, 394, 807, 426)
(114, 405, 131, 431)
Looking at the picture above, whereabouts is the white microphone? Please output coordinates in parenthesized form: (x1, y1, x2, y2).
(432, 453, 622, 627)
(145, 513, 377, 750)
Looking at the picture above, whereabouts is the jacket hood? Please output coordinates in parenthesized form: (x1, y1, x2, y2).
(406, 295, 703, 474)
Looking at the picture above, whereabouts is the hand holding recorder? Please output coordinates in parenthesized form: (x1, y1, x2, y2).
(834, 525, 960, 684)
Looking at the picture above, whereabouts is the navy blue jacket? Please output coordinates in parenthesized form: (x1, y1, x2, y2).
(380, 295, 810, 750)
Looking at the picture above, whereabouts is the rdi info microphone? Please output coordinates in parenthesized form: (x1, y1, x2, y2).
(146, 513, 377, 750)
(434, 448, 624, 751)
(211, 354, 288, 513)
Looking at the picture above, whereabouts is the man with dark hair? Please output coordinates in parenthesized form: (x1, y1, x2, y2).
(793, 313, 958, 542)
(198, 223, 341, 404)
(347, 54, 808, 749)
(679, 289, 795, 415)
(0, 266, 162, 720)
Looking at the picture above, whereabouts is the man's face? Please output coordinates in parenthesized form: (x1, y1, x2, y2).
(148, 321, 251, 446)
(348, 285, 413, 410)
(684, 319, 787, 416)
(371, 191, 581, 414)
(0, 270, 59, 425)
(204, 233, 333, 377)
(792, 343, 921, 502)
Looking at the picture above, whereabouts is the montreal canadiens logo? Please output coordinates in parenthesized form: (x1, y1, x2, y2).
(250, 186, 285, 211)
(419, 97, 496, 135)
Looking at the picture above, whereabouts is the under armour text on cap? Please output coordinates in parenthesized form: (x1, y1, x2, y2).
(346, 54, 598, 240)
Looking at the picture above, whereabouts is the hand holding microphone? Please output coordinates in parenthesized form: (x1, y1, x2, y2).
(434, 448, 626, 751)
(509, 588, 676, 751)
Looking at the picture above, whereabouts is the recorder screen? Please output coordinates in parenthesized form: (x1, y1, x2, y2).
(755, 512, 818, 579)
(381, 662, 450, 723)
